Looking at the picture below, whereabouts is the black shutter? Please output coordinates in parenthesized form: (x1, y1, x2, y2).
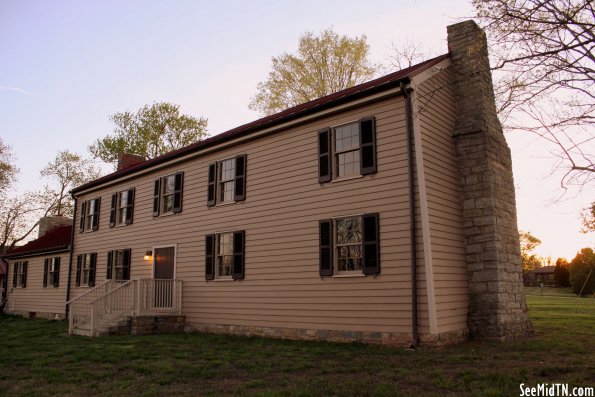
(232, 230, 245, 280)
(362, 213, 380, 275)
(109, 193, 117, 228)
(125, 188, 135, 224)
(106, 251, 113, 280)
(75, 255, 82, 286)
(207, 163, 217, 207)
(319, 220, 333, 276)
(88, 253, 97, 287)
(12, 263, 17, 287)
(153, 179, 161, 216)
(123, 249, 131, 280)
(360, 116, 377, 175)
(172, 172, 183, 213)
(234, 155, 247, 202)
(54, 257, 60, 288)
(205, 234, 215, 280)
(91, 198, 100, 231)
(22, 261, 27, 288)
(43, 259, 49, 287)
(79, 201, 87, 232)
(318, 128, 332, 183)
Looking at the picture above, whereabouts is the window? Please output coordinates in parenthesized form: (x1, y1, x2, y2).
(12, 261, 28, 288)
(43, 257, 60, 288)
(79, 198, 101, 232)
(107, 249, 131, 280)
(319, 213, 380, 276)
(207, 155, 246, 206)
(205, 231, 245, 280)
(153, 172, 183, 216)
(76, 253, 97, 287)
(109, 189, 135, 227)
(318, 116, 376, 183)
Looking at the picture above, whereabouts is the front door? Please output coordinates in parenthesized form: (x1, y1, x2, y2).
(153, 246, 175, 309)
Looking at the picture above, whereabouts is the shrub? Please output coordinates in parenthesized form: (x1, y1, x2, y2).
(569, 248, 595, 296)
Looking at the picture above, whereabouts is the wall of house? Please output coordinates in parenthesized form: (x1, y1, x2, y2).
(5, 252, 69, 319)
(416, 67, 469, 338)
(72, 95, 437, 344)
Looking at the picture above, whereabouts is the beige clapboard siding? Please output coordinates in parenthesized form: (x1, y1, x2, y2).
(418, 68, 469, 334)
(72, 95, 432, 334)
(6, 253, 69, 316)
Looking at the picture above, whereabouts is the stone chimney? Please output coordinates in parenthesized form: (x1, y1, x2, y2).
(447, 20, 532, 340)
(38, 216, 72, 238)
(117, 153, 145, 171)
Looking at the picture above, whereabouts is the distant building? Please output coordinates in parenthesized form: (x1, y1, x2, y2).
(523, 266, 556, 287)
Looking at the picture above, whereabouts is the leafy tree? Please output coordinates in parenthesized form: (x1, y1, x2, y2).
(554, 257, 570, 287)
(473, 0, 595, 188)
(0, 138, 18, 194)
(569, 248, 595, 296)
(249, 28, 378, 116)
(580, 202, 594, 233)
(40, 150, 102, 217)
(89, 102, 208, 166)
(519, 231, 542, 271)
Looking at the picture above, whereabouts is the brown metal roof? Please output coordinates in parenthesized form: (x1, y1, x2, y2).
(4, 225, 72, 259)
(72, 53, 449, 194)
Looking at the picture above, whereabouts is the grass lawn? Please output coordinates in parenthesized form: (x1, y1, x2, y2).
(1, 294, 594, 397)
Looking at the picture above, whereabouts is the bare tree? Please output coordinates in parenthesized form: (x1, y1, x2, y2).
(0, 192, 50, 252)
(473, 0, 595, 188)
(40, 150, 102, 217)
(388, 38, 431, 70)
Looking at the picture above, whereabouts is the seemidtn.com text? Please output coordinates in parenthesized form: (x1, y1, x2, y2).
(520, 384, 594, 397)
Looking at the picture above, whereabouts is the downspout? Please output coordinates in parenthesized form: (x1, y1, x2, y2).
(65, 196, 77, 317)
(401, 81, 419, 348)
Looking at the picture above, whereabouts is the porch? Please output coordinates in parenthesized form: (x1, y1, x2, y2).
(67, 279, 183, 337)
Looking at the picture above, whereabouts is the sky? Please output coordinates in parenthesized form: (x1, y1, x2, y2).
(1, 0, 592, 260)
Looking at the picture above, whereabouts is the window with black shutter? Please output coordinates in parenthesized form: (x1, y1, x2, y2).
(13, 261, 28, 288)
(155, 173, 183, 216)
(106, 251, 113, 280)
(318, 116, 377, 183)
(206, 231, 245, 281)
(88, 253, 97, 287)
(76, 253, 96, 287)
(12, 263, 17, 287)
(52, 257, 61, 287)
(107, 249, 131, 280)
(80, 198, 101, 232)
(76, 255, 82, 286)
(207, 155, 247, 206)
(109, 193, 117, 227)
(319, 214, 380, 277)
(111, 188, 135, 226)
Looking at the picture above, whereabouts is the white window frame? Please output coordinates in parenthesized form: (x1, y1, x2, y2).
(333, 121, 361, 179)
(84, 199, 96, 231)
(49, 257, 59, 287)
(161, 175, 176, 215)
(81, 254, 92, 285)
(215, 232, 235, 279)
(16, 261, 27, 287)
(116, 190, 131, 225)
(218, 158, 236, 204)
(333, 214, 364, 275)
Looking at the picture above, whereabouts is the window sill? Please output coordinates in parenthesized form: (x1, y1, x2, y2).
(331, 175, 363, 183)
(215, 201, 237, 207)
(212, 278, 235, 282)
(332, 273, 366, 278)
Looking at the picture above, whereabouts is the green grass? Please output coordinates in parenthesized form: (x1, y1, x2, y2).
(1, 295, 594, 396)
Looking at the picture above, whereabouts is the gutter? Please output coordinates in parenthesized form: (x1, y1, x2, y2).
(402, 81, 419, 348)
(3, 246, 70, 260)
(65, 198, 77, 317)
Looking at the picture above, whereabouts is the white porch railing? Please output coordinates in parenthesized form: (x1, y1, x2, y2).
(68, 279, 183, 336)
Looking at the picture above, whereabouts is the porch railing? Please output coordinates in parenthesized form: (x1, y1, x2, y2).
(68, 279, 182, 336)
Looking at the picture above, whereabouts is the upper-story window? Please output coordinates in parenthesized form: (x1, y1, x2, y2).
(79, 198, 101, 232)
(319, 213, 380, 277)
(153, 172, 183, 216)
(75, 253, 97, 287)
(12, 261, 28, 288)
(318, 116, 377, 183)
(205, 230, 245, 280)
(43, 257, 61, 288)
(207, 155, 246, 206)
(109, 188, 135, 227)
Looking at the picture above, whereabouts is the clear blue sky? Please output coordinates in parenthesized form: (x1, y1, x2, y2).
(0, 0, 592, 258)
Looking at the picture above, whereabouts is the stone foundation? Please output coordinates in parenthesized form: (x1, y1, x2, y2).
(186, 322, 468, 347)
(130, 314, 186, 336)
(5, 310, 65, 321)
